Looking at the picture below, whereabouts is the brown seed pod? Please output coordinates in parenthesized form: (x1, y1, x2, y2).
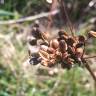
(40, 45, 48, 52)
(61, 59, 72, 69)
(29, 39, 37, 45)
(62, 52, 69, 59)
(31, 28, 42, 39)
(75, 42, 84, 48)
(59, 40, 67, 53)
(47, 47, 55, 54)
(78, 35, 85, 42)
(58, 30, 68, 37)
(66, 57, 74, 65)
(67, 37, 75, 47)
(41, 60, 49, 66)
(39, 50, 49, 60)
(41, 59, 55, 67)
(58, 30, 68, 40)
(41, 32, 50, 41)
(76, 48, 83, 53)
(48, 59, 56, 67)
(75, 48, 83, 58)
(67, 46, 75, 55)
(50, 39, 59, 49)
(88, 31, 96, 38)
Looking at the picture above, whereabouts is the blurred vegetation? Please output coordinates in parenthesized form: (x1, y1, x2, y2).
(0, 0, 96, 96)
(0, 0, 96, 21)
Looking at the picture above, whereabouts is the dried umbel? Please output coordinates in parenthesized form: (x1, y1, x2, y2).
(28, 22, 96, 82)
(29, 28, 88, 68)
(28, 0, 96, 81)
(28, 28, 96, 82)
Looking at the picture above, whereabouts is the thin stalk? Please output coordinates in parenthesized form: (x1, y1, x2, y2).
(83, 59, 96, 82)
(84, 55, 96, 59)
(47, 0, 58, 30)
(82, 42, 86, 58)
(59, 0, 75, 37)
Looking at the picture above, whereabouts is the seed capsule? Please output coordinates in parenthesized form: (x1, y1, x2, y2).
(78, 35, 85, 42)
(48, 59, 56, 67)
(41, 59, 55, 67)
(75, 48, 83, 58)
(29, 39, 37, 45)
(76, 42, 84, 48)
(58, 30, 68, 37)
(88, 31, 96, 38)
(41, 32, 50, 41)
(47, 47, 55, 54)
(40, 45, 48, 51)
(41, 60, 49, 67)
(67, 46, 75, 55)
(31, 26, 42, 39)
(62, 52, 69, 59)
(67, 37, 75, 47)
(58, 30, 68, 40)
(50, 39, 59, 49)
(59, 40, 67, 53)
(76, 48, 83, 53)
(39, 50, 49, 60)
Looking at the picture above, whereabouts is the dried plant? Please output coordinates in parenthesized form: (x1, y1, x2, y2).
(28, 0, 96, 82)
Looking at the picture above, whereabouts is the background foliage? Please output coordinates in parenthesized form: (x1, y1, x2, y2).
(0, 0, 96, 96)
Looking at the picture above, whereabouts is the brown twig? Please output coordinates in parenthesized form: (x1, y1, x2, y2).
(0, 10, 59, 25)
(47, 0, 58, 30)
(84, 55, 96, 59)
(83, 59, 96, 82)
(59, 0, 75, 37)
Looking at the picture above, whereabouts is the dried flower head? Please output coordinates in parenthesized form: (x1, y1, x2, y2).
(27, 0, 96, 81)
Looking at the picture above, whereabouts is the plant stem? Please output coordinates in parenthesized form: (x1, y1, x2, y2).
(59, 0, 75, 37)
(84, 55, 96, 59)
(83, 60, 96, 82)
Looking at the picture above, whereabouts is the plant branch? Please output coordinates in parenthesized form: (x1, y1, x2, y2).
(83, 59, 96, 82)
(59, 0, 75, 36)
(0, 9, 59, 25)
(84, 55, 96, 59)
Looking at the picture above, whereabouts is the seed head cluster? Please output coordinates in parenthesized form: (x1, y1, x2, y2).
(28, 23, 96, 69)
